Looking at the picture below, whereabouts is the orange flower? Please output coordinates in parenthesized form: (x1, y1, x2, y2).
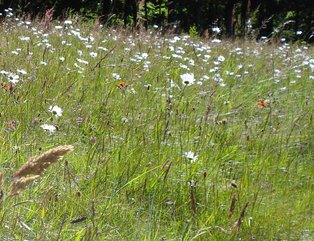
(258, 99, 269, 108)
(117, 81, 128, 88)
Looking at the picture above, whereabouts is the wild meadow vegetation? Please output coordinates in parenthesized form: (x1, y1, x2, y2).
(0, 12, 313, 240)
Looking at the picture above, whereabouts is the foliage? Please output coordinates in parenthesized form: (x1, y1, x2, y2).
(0, 0, 312, 41)
(188, 25, 198, 38)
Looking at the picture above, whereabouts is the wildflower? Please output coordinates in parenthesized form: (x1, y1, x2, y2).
(90, 136, 97, 144)
(184, 151, 198, 163)
(141, 53, 148, 59)
(64, 20, 73, 25)
(212, 26, 221, 34)
(121, 117, 129, 123)
(7, 120, 18, 129)
(48, 105, 63, 117)
(76, 116, 83, 124)
(112, 73, 121, 80)
(258, 99, 269, 108)
(211, 39, 221, 43)
(217, 55, 225, 62)
(117, 81, 128, 89)
(76, 58, 89, 65)
(19, 36, 31, 41)
(89, 52, 97, 58)
(17, 69, 27, 75)
(32, 118, 40, 125)
(180, 73, 195, 86)
(40, 124, 56, 133)
(98, 46, 108, 51)
(8, 73, 19, 84)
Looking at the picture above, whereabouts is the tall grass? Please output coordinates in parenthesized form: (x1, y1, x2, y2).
(0, 15, 313, 240)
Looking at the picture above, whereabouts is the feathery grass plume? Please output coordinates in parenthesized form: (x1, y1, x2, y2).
(10, 145, 74, 196)
(11, 176, 40, 196)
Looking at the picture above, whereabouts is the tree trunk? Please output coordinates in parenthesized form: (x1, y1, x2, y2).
(131, 0, 137, 27)
(258, 0, 276, 38)
(167, 0, 175, 25)
(144, 0, 148, 30)
(101, 0, 112, 23)
(241, 0, 249, 36)
(225, 0, 236, 37)
(124, 0, 130, 26)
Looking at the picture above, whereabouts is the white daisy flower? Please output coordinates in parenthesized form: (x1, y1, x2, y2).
(48, 105, 63, 117)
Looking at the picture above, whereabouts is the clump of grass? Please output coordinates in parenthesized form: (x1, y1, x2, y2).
(10, 145, 74, 196)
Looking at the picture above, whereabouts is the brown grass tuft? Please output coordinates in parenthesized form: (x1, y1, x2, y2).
(10, 145, 74, 196)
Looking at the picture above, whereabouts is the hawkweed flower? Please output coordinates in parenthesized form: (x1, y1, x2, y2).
(117, 81, 128, 91)
(258, 99, 269, 108)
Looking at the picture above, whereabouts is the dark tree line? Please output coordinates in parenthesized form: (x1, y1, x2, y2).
(0, 0, 313, 41)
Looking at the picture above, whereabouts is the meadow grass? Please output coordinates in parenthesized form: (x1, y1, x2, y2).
(0, 16, 313, 240)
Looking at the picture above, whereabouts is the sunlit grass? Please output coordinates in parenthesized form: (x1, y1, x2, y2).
(0, 15, 313, 240)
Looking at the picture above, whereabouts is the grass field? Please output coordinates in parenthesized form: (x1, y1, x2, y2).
(0, 14, 313, 240)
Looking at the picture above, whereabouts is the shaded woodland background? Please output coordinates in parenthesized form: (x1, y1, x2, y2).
(1, 0, 313, 41)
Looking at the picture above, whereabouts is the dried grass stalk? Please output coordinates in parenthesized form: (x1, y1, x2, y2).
(10, 145, 74, 196)
(0, 172, 3, 200)
(228, 194, 237, 218)
(233, 202, 249, 233)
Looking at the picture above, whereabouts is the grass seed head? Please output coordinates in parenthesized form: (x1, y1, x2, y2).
(10, 145, 74, 196)
(13, 145, 74, 178)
